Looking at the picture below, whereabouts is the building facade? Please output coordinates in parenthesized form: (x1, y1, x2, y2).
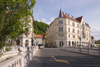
(42, 34, 46, 46)
(34, 34, 43, 45)
(48, 9, 91, 47)
(11, 15, 34, 47)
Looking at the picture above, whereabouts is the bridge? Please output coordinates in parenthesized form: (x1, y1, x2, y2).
(0, 46, 100, 67)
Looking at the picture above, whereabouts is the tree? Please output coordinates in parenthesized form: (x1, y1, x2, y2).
(0, 0, 36, 49)
(33, 20, 49, 35)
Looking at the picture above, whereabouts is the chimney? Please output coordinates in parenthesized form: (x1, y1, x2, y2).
(72, 16, 74, 19)
(68, 14, 70, 17)
(65, 13, 67, 16)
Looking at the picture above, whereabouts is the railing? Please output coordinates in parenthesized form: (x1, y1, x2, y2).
(0, 46, 38, 67)
(62, 46, 100, 56)
(0, 46, 25, 61)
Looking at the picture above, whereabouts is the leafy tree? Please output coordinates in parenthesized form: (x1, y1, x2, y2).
(0, 0, 36, 50)
(33, 20, 49, 35)
(95, 40, 100, 44)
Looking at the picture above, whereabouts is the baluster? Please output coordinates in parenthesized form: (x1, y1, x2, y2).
(98, 46, 100, 55)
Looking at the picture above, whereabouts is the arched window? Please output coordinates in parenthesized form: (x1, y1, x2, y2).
(25, 40, 28, 47)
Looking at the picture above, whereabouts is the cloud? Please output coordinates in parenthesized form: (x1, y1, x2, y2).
(50, 18, 55, 21)
(91, 27, 100, 40)
(37, 18, 51, 25)
(37, 17, 56, 25)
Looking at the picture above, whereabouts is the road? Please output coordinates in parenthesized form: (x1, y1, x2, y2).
(28, 48, 100, 67)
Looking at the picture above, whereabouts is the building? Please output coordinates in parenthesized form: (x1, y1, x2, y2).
(91, 36, 95, 44)
(46, 28, 48, 47)
(5, 15, 34, 47)
(34, 34, 43, 45)
(16, 15, 34, 47)
(42, 34, 46, 46)
(48, 9, 91, 47)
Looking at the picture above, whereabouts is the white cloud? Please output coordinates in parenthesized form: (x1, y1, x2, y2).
(37, 18, 51, 25)
(91, 27, 100, 40)
(50, 18, 55, 21)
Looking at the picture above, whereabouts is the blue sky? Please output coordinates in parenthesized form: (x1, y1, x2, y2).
(33, 0, 100, 40)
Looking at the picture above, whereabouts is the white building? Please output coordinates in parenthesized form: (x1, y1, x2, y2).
(48, 9, 91, 47)
(34, 34, 43, 45)
(7, 15, 35, 47)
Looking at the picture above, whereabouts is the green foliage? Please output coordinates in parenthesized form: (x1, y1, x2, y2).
(33, 20, 49, 35)
(0, 43, 11, 57)
(0, 0, 36, 49)
(95, 40, 100, 44)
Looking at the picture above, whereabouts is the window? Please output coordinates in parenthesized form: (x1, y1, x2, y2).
(59, 20, 63, 24)
(68, 20, 70, 25)
(77, 24, 79, 28)
(72, 22, 75, 26)
(68, 35, 70, 38)
(61, 20, 63, 24)
(68, 28, 70, 32)
(73, 28, 75, 33)
(59, 27, 63, 32)
(73, 35, 75, 38)
(77, 30, 79, 34)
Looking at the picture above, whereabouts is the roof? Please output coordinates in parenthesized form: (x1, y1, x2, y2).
(34, 34, 43, 38)
(59, 9, 63, 17)
(62, 13, 78, 22)
(75, 16, 83, 22)
(91, 36, 94, 39)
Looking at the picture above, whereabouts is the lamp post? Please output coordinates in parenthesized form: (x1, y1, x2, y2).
(79, 36, 81, 53)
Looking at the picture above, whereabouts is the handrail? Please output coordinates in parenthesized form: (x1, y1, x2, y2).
(62, 46, 100, 56)
(0, 46, 38, 67)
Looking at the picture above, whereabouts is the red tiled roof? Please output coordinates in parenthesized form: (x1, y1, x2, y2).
(75, 16, 83, 22)
(62, 13, 78, 21)
(91, 36, 94, 39)
(62, 13, 83, 22)
(34, 34, 43, 38)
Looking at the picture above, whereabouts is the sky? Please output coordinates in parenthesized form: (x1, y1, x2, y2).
(33, 0, 100, 40)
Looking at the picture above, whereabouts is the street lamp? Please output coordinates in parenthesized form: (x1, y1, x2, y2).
(78, 36, 81, 53)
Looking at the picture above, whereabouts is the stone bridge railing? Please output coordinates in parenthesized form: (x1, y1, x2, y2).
(62, 46, 100, 56)
(0, 46, 38, 67)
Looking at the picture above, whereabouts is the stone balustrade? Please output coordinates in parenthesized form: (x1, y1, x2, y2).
(0, 46, 38, 67)
(62, 46, 100, 56)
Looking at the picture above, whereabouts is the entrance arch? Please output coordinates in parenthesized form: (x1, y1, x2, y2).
(69, 41, 70, 46)
(16, 39, 20, 46)
(59, 41, 64, 47)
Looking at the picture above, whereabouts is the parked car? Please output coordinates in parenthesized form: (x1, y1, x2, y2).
(38, 44, 45, 49)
